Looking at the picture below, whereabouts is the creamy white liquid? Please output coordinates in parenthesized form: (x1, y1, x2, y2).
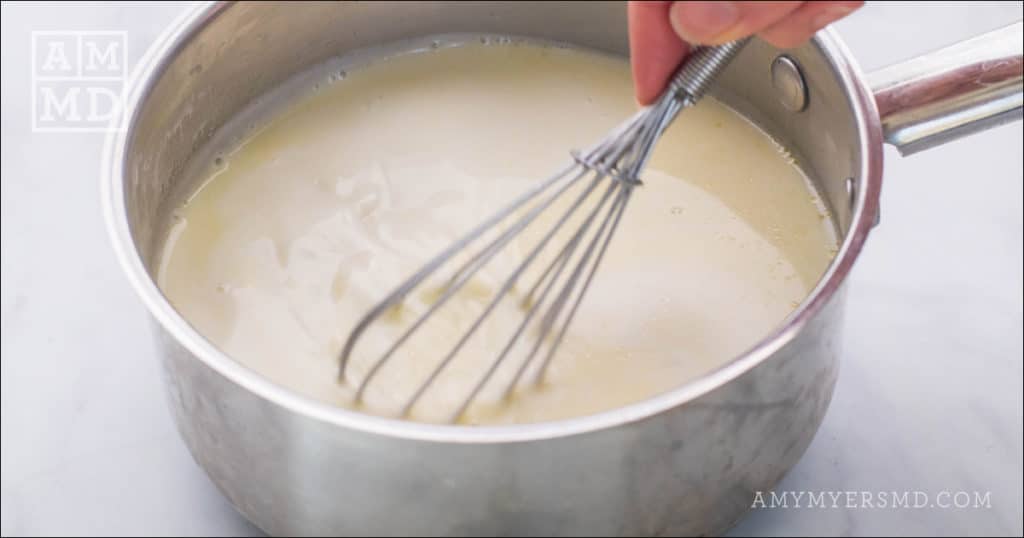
(158, 43, 837, 424)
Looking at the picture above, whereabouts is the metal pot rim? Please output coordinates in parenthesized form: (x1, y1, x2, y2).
(101, 1, 883, 444)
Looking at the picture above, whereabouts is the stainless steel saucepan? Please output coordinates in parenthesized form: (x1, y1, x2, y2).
(102, 2, 1022, 535)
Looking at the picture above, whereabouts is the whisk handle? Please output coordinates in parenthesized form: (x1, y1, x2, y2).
(666, 38, 752, 102)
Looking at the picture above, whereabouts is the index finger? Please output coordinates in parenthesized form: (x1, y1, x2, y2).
(629, 1, 691, 105)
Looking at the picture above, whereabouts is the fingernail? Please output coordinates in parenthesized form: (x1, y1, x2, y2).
(811, 6, 856, 30)
(670, 1, 741, 44)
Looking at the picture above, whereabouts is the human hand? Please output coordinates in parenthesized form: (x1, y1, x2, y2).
(629, 1, 864, 103)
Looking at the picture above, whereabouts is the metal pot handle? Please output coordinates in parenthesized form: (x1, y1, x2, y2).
(867, 21, 1022, 156)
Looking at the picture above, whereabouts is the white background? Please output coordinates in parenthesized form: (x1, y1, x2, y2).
(1, 1, 1022, 536)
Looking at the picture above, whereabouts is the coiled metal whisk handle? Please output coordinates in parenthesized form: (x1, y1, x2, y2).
(666, 38, 752, 103)
(621, 38, 751, 180)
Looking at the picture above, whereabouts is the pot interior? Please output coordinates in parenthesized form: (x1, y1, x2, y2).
(121, 1, 869, 408)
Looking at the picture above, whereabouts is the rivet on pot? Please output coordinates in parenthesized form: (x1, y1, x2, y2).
(771, 55, 808, 112)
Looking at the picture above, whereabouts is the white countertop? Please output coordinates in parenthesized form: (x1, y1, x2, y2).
(1, 2, 1021, 535)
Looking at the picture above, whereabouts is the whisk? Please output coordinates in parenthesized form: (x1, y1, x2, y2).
(338, 38, 750, 422)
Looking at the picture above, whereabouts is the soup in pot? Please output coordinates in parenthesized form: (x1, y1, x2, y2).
(157, 41, 838, 425)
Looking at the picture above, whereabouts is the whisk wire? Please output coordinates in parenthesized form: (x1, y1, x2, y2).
(398, 165, 622, 416)
(450, 177, 626, 420)
(352, 162, 588, 401)
(532, 185, 633, 385)
(501, 180, 632, 400)
(339, 159, 580, 380)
